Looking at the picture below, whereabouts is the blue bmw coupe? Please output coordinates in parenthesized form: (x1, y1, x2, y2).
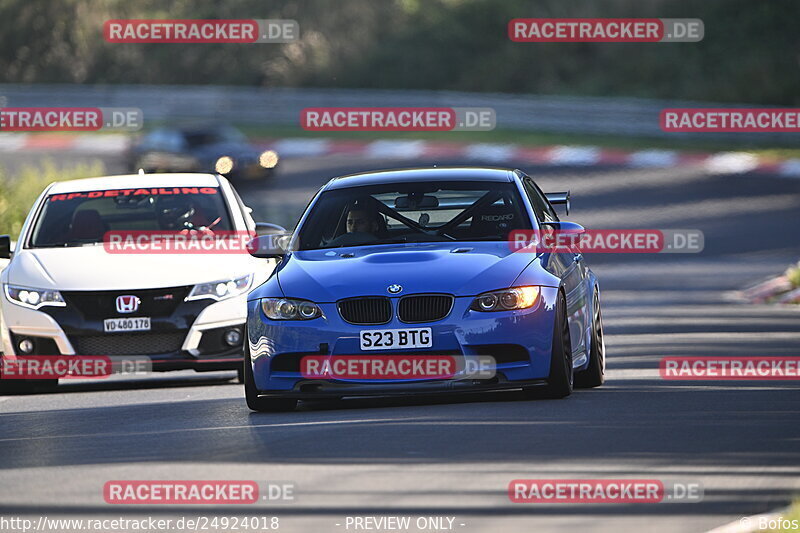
(244, 167, 604, 411)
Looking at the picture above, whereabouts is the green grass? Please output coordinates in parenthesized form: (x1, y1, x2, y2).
(786, 263, 800, 289)
(0, 160, 106, 238)
(767, 499, 800, 531)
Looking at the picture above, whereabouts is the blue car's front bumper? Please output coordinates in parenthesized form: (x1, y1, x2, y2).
(245, 287, 559, 398)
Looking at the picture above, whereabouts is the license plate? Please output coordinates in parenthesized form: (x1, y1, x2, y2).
(360, 327, 432, 351)
(104, 317, 151, 333)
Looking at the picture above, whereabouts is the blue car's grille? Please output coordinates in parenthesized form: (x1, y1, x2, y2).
(398, 294, 454, 323)
(338, 297, 392, 325)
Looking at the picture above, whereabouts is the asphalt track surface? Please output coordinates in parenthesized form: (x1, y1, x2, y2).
(0, 148, 799, 533)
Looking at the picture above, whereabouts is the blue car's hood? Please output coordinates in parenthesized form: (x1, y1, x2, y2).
(276, 242, 542, 302)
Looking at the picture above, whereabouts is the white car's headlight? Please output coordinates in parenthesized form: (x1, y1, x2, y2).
(185, 274, 252, 302)
(4, 284, 66, 310)
(261, 298, 322, 320)
(215, 155, 235, 174)
(258, 150, 279, 169)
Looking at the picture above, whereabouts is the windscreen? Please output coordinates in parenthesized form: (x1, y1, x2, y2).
(28, 187, 233, 247)
(296, 181, 531, 250)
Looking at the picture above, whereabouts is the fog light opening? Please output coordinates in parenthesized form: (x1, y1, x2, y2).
(224, 328, 243, 347)
(18, 338, 35, 354)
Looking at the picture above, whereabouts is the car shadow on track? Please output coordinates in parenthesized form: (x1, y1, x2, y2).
(0, 371, 239, 395)
(293, 388, 543, 412)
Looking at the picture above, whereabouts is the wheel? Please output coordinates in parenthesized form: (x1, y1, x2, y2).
(524, 290, 573, 399)
(575, 288, 605, 388)
(236, 366, 245, 384)
(243, 330, 297, 412)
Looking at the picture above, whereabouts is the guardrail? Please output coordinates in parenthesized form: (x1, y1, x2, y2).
(1, 84, 796, 145)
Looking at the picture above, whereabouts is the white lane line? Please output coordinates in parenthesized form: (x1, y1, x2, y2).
(72, 134, 130, 153)
(778, 159, 800, 178)
(463, 143, 516, 162)
(547, 145, 601, 166)
(0, 418, 403, 442)
(271, 138, 331, 157)
(627, 149, 678, 167)
(0, 133, 28, 152)
(705, 152, 760, 174)
(0, 418, 570, 443)
(365, 140, 425, 159)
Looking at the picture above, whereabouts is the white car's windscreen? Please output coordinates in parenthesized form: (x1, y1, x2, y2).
(28, 187, 234, 248)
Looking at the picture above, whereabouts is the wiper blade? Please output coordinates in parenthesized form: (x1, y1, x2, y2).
(371, 237, 409, 245)
(61, 242, 103, 247)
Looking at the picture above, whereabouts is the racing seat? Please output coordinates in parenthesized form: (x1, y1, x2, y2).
(374, 211, 389, 238)
(469, 204, 517, 239)
(66, 209, 108, 241)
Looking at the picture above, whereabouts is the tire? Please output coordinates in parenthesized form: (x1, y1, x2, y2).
(575, 288, 605, 389)
(0, 355, 57, 394)
(243, 330, 297, 412)
(524, 290, 573, 399)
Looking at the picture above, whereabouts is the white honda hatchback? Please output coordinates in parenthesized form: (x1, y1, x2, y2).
(0, 172, 280, 390)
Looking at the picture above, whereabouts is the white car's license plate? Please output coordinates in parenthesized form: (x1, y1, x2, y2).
(360, 327, 432, 351)
(104, 317, 151, 333)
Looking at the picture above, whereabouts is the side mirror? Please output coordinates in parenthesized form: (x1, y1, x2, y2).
(0, 235, 11, 259)
(247, 232, 292, 259)
(255, 222, 287, 237)
(541, 221, 585, 234)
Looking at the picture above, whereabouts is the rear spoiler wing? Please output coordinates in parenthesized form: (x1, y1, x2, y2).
(545, 191, 570, 215)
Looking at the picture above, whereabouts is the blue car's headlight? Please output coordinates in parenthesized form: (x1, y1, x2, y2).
(470, 286, 540, 312)
(261, 298, 322, 320)
(4, 284, 66, 310)
(185, 274, 252, 302)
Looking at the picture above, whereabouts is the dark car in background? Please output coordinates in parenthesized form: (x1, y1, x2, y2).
(128, 125, 279, 180)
